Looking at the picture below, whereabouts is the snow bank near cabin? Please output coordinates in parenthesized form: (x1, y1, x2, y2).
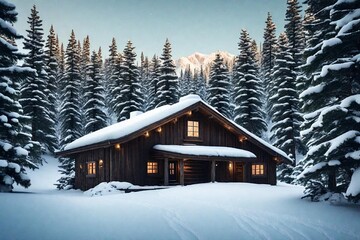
(84, 181, 167, 197)
(84, 182, 133, 196)
(346, 168, 360, 198)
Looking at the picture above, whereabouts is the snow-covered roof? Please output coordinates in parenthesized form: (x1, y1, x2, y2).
(63, 94, 291, 163)
(64, 95, 201, 151)
(153, 145, 256, 158)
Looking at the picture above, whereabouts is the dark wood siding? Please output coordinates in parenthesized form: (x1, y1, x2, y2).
(73, 109, 278, 190)
(184, 160, 211, 184)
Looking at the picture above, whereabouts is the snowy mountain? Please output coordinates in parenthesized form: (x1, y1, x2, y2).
(175, 51, 235, 78)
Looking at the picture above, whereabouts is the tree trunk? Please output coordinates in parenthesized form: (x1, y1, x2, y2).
(328, 167, 337, 192)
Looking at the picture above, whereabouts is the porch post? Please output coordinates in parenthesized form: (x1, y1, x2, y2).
(180, 159, 184, 186)
(109, 147, 113, 181)
(164, 158, 169, 186)
(211, 160, 216, 183)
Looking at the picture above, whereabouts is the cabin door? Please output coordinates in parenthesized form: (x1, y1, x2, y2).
(234, 163, 244, 182)
(169, 160, 178, 184)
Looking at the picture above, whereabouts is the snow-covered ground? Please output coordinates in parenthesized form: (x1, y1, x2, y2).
(1, 155, 360, 240)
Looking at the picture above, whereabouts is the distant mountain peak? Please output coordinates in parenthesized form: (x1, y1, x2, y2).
(176, 51, 235, 78)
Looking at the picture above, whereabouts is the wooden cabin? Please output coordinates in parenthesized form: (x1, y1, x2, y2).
(58, 95, 292, 191)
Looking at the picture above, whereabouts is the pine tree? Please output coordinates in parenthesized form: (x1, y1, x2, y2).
(285, 0, 304, 68)
(299, 0, 360, 201)
(84, 51, 107, 134)
(20, 5, 57, 154)
(156, 39, 178, 107)
(208, 53, 231, 118)
(44, 25, 59, 151)
(179, 65, 192, 96)
(233, 30, 266, 137)
(139, 54, 152, 111)
(291, 0, 337, 181)
(194, 65, 208, 101)
(0, 0, 39, 191)
(113, 41, 142, 121)
(148, 55, 161, 110)
(104, 38, 119, 123)
(261, 12, 277, 112)
(57, 30, 82, 189)
(270, 33, 303, 182)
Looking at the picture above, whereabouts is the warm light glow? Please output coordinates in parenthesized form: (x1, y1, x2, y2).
(224, 124, 232, 130)
(87, 162, 96, 175)
(252, 164, 264, 175)
(145, 131, 150, 137)
(169, 162, 175, 175)
(99, 159, 103, 168)
(147, 162, 158, 174)
(156, 127, 162, 133)
(187, 120, 199, 137)
(79, 164, 83, 169)
(115, 143, 121, 150)
(229, 162, 233, 170)
(173, 118, 178, 124)
(239, 135, 247, 142)
(187, 111, 192, 116)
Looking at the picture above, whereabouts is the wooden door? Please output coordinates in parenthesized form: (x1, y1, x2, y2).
(169, 161, 177, 184)
(234, 163, 244, 182)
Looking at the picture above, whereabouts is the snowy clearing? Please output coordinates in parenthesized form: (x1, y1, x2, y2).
(1, 155, 360, 240)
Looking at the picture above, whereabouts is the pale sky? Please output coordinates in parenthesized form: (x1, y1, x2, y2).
(11, 0, 299, 60)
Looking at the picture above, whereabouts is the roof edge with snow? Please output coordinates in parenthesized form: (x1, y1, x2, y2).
(58, 94, 292, 164)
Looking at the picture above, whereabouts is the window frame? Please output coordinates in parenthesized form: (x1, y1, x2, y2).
(147, 161, 158, 175)
(251, 164, 265, 177)
(185, 119, 202, 142)
(87, 161, 96, 177)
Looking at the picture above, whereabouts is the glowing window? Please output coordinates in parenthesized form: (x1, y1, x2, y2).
(169, 163, 175, 175)
(187, 121, 199, 137)
(87, 161, 96, 175)
(252, 164, 264, 176)
(147, 162, 158, 174)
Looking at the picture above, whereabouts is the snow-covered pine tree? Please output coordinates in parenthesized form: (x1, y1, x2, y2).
(78, 36, 90, 136)
(103, 38, 119, 123)
(44, 25, 59, 151)
(58, 43, 65, 80)
(0, 0, 40, 191)
(299, 0, 360, 201)
(285, 0, 304, 67)
(114, 40, 142, 121)
(148, 54, 161, 110)
(57, 30, 82, 189)
(291, 0, 337, 183)
(179, 65, 192, 96)
(194, 65, 208, 101)
(285, 0, 305, 91)
(261, 12, 278, 113)
(20, 5, 57, 154)
(83, 51, 107, 134)
(139, 53, 152, 111)
(233, 30, 266, 137)
(156, 39, 178, 107)
(270, 33, 304, 182)
(208, 53, 232, 119)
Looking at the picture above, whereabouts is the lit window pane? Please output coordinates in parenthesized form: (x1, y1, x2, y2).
(187, 121, 199, 138)
(147, 162, 158, 174)
(252, 164, 264, 176)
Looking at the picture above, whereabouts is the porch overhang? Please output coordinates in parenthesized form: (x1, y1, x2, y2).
(152, 145, 257, 162)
